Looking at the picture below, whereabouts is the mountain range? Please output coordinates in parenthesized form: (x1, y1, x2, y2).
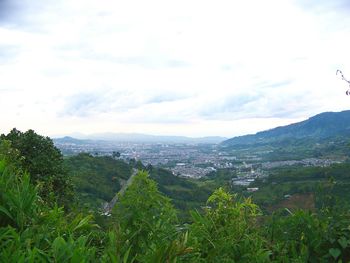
(54, 110, 350, 147)
(222, 110, 350, 147)
(54, 133, 227, 144)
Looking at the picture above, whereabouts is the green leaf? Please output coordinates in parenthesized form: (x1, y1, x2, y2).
(338, 237, 348, 249)
(0, 159, 6, 173)
(0, 205, 14, 221)
(123, 246, 133, 263)
(72, 215, 93, 232)
(329, 248, 341, 259)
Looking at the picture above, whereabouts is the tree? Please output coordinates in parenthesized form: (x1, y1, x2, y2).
(188, 188, 270, 262)
(0, 128, 73, 206)
(112, 171, 178, 261)
(112, 151, 121, 159)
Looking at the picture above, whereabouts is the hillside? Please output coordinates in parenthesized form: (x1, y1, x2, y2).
(64, 153, 213, 216)
(64, 153, 132, 208)
(222, 110, 350, 147)
(53, 136, 98, 145)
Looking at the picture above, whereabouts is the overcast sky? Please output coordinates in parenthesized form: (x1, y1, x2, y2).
(0, 0, 350, 138)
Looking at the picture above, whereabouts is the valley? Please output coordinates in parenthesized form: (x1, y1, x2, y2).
(2, 110, 350, 261)
(54, 135, 345, 183)
(54, 110, 350, 216)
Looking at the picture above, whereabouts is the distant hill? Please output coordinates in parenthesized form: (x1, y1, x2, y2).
(222, 110, 350, 147)
(55, 133, 227, 144)
(53, 136, 96, 145)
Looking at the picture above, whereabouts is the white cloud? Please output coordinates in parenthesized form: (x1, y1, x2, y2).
(0, 0, 350, 137)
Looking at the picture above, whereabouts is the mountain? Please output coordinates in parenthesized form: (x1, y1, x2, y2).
(222, 110, 350, 147)
(55, 133, 227, 144)
(53, 136, 95, 145)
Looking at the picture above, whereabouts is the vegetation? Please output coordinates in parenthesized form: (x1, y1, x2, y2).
(221, 110, 350, 161)
(64, 153, 131, 209)
(0, 129, 73, 207)
(112, 171, 179, 261)
(246, 163, 350, 210)
(222, 110, 350, 147)
(2, 129, 350, 262)
(149, 167, 213, 220)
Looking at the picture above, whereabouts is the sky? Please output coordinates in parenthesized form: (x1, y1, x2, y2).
(0, 0, 350, 138)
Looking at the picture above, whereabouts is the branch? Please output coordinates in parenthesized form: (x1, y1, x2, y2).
(336, 70, 350, 95)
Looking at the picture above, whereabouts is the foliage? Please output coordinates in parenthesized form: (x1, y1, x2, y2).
(64, 154, 213, 219)
(112, 171, 180, 261)
(64, 153, 131, 209)
(246, 163, 350, 210)
(0, 159, 37, 230)
(150, 167, 212, 220)
(0, 139, 23, 170)
(0, 129, 73, 206)
(0, 158, 103, 262)
(187, 188, 270, 262)
(267, 207, 350, 262)
(267, 210, 325, 261)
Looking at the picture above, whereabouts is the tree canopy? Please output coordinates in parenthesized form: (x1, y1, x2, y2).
(0, 129, 73, 206)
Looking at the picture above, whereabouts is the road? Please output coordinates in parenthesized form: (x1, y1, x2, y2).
(102, 168, 138, 215)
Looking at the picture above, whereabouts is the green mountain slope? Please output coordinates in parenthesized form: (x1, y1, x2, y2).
(64, 153, 132, 208)
(64, 154, 213, 215)
(222, 110, 350, 147)
(149, 167, 213, 217)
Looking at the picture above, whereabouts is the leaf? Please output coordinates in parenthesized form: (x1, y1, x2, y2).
(0, 159, 6, 173)
(72, 215, 92, 232)
(0, 205, 14, 221)
(329, 248, 341, 259)
(52, 236, 66, 252)
(338, 237, 348, 249)
(123, 246, 132, 263)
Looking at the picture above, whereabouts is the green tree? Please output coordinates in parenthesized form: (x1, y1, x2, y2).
(112, 171, 179, 261)
(0, 139, 23, 171)
(0, 128, 73, 206)
(64, 153, 131, 209)
(112, 151, 121, 158)
(188, 188, 270, 262)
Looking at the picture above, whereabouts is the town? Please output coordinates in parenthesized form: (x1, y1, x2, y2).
(54, 138, 342, 185)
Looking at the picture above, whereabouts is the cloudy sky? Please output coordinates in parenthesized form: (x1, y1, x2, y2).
(0, 0, 350, 138)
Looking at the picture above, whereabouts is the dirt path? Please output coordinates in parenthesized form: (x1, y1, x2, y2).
(102, 168, 138, 214)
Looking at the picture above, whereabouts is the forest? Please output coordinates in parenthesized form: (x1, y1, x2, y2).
(1, 129, 350, 262)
